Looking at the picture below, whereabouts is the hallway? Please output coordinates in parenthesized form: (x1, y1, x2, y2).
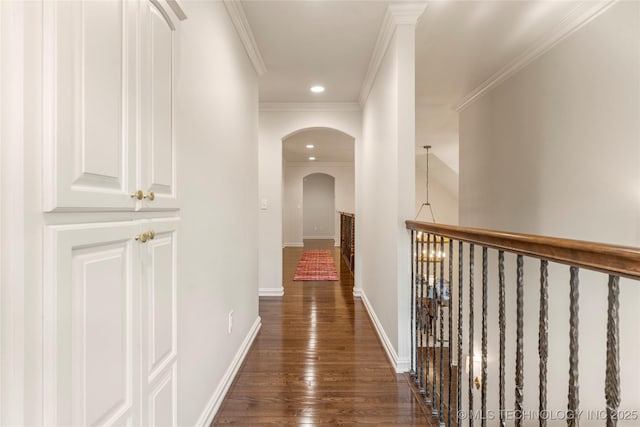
(213, 241, 433, 425)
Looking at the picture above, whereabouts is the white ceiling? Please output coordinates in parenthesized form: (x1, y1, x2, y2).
(243, 0, 585, 171)
(242, 1, 388, 103)
(283, 128, 354, 163)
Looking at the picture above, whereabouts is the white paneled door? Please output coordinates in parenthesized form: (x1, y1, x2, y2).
(44, 0, 179, 212)
(44, 218, 179, 426)
(140, 1, 178, 210)
(42, 1, 183, 425)
(44, 221, 141, 426)
(42, 0, 136, 211)
(140, 218, 178, 426)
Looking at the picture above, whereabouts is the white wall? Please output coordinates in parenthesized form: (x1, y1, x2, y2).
(302, 173, 335, 239)
(258, 109, 362, 296)
(459, 2, 639, 422)
(414, 152, 458, 226)
(283, 162, 354, 246)
(176, 2, 259, 425)
(1, 2, 260, 425)
(358, 21, 417, 371)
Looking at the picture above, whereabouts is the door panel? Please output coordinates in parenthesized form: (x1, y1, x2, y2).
(43, 1, 136, 211)
(41, 1, 182, 425)
(140, 217, 178, 425)
(140, 0, 177, 210)
(145, 221, 177, 380)
(44, 222, 140, 426)
(150, 7, 173, 189)
(148, 366, 177, 427)
(82, 2, 123, 180)
(75, 246, 129, 426)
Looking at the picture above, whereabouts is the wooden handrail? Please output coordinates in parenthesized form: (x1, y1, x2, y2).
(406, 220, 640, 280)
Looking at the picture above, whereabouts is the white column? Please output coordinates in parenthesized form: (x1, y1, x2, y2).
(357, 2, 425, 372)
(394, 14, 419, 371)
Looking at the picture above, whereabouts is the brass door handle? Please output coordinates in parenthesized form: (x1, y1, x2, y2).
(130, 190, 155, 201)
(135, 232, 149, 243)
(148, 230, 155, 240)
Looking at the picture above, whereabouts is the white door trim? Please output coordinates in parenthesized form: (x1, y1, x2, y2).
(0, 1, 25, 424)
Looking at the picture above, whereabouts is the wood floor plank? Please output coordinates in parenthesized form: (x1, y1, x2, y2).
(212, 241, 434, 425)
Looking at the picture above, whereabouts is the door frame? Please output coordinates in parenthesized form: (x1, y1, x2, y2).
(1, 1, 26, 424)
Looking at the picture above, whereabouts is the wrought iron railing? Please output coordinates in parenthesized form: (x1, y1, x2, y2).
(340, 211, 355, 274)
(406, 220, 640, 427)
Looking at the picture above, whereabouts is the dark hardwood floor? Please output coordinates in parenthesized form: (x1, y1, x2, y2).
(212, 240, 435, 425)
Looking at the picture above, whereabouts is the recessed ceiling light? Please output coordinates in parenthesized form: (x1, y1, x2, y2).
(308, 156, 316, 161)
(310, 86, 325, 93)
(306, 144, 314, 149)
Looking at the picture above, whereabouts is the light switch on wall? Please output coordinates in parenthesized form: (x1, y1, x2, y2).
(260, 198, 268, 210)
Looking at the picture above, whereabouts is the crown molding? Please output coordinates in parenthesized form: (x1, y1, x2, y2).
(259, 102, 361, 112)
(358, 2, 427, 107)
(358, 8, 395, 107)
(223, 0, 266, 76)
(165, 0, 187, 21)
(285, 161, 355, 167)
(388, 3, 429, 25)
(454, 0, 617, 112)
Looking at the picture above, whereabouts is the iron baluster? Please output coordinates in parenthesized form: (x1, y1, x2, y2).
(425, 234, 432, 405)
(468, 244, 475, 427)
(457, 242, 464, 427)
(515, 255, 524, 427)
(448, 239, 453, 427)
(568, 267, 580, 427)
(605, 275, 620, 427)
(438, 237, 445, 425)
(418, 233, 425, 393)
(481, 247, 488, 427)
(539, 260, 549, 427)
(498, 250, 506, 427)
(432, 235, 439, 417)
(410, 230, 416, 377)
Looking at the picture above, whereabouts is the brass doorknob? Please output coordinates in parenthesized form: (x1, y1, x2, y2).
(148, 230, 155, 240)
(135, 232, 149, 243)
(130, 190, 144, 200)
(145, 191, 155, 201)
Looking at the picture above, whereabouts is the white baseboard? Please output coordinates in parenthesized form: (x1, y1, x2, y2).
(302, 236, 335, 240)
(396, 355, 410, 372)
(360, 290, 408, 373)
(196, 316, 262, 426)
(284, 242, 340, 248)
(352, 287, 362, 297)
(259, 287, 284, 297)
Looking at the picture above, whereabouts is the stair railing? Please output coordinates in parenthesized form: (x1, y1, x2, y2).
(340, 211, 355, 274)
(406, 220, 640, 427)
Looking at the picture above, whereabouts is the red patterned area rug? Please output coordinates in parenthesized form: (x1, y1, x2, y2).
(293, 250, 339, 281)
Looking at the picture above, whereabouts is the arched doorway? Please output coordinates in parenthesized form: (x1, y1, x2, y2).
(281, 127, 355, 247)
(257, 111, 361, 297)
(302, 173, 335, 241)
